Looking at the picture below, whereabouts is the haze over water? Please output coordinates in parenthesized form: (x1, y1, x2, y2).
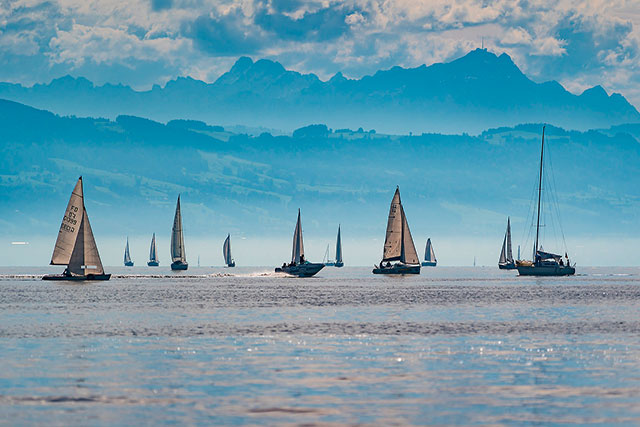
(1, 266, 639, 424)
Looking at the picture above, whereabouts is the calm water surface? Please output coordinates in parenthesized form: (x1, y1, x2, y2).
(1, 266, 639, 425)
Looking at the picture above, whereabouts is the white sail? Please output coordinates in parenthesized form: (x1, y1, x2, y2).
(291, 209, 304, 264)
(171, 195, 186, 262)
(124, 238, 132, 264)
(400, 205, 420, 264)
(149, 233, 158, 262)
(382, 188, 403, 261)
(51, 177, 84, 265)
(336, 225, 343, 264)
(67, 207, 104, 275)
(425, 238, 436, 262)
(499, 218, 514, 264)
(223, 234, 232, 265)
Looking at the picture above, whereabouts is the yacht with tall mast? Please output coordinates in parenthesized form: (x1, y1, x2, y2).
(422, 238, 437, 267)
(516, 126, 575, 276)
(373, 187, 420, 274)
(170, 195, 188, 270)
(123, 237, 134, 267)
(275, 209, 325, 277)
(223, 234, 235, 267)
(43, 177, 110, 281)
(498, 218, 516, 270)
(148, 233, 159, 266)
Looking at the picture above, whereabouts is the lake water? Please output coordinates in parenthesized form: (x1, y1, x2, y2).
(1, 266, 639, 425)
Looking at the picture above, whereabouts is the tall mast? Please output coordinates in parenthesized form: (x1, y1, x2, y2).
(534, 126, 545, 260)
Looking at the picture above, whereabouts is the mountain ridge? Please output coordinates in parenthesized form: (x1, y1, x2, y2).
(0, 49, 637, 133)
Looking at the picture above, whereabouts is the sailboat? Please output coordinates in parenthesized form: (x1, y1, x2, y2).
(373, 187, 421, 274)
(170, 195, 188, 271)
(335, 225, 344, 267)
(123, 237, 134, 266)
(148, 233, 159, 266)
(498, 218, 516, 270)
(516, 126, 575, 276)
(223, 234, 235, 267)
(323, 244, 335, 266)
(43, 177, 110, 281)
(275, 209, 325, 277)
(422, 238, 437, 267)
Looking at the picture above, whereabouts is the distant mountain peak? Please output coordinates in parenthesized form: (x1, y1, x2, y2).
(230, 56, 254, 74)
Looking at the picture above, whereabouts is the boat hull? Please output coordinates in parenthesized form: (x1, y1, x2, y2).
(147, 261, 159, 267)
(517, 265, 575, 276)
(499, 262, 517, 270)
(226, 262, 236, 268)
(124, 262, 134, 267)
(275, 263, 324, 277)
(43, 273, 111, 281)
(324, 262, 335, 267)
(171, 261, 188, 271)
(334, 262, 344, 268)
(421, 261, 436, 267)
(373, 264, 420, 275)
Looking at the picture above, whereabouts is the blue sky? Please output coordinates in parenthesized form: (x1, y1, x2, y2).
(1, 0, 640, 106)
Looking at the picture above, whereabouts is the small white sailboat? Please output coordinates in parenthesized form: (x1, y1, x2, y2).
(170, 195, 188, 271)
(43, 177, 110, 281)
(124, 237, 134, 267)
(323, 243, 335, 266)
(498, 218, 516, 270)
(373, 187, 420, 274)
(275, 209, 325, 277)
(335, 225, 344, 267)
(148, 233, 159, 266)
(223, 234, 235, 267)
(422, 238, 437, 267)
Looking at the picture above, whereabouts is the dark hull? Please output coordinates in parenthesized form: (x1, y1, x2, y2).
(334, 262, 344, 268)
(499, 262, 517, 270)
(226, 262, 236, 268)
(124, 262, 134, 267)
(421, 261, 436, 267)
(373, 264, 420, 275)
(275, 263, 324, 277)
(43, 274, 111, 281)
(171, 261, 188, 271)
(147, 261, 159, 267)
(517, 265, 575, 276)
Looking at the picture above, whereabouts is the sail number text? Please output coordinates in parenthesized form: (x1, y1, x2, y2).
(61, 205, 79, 233)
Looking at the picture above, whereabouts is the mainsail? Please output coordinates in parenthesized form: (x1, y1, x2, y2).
(50, 177, 83, 265)
(382, 187, 419, 264)
(171, 195, 186, 263)
(223, 234, 232, 265)
(336, 225, 343, 264)
(149, 233, 158, 263)
(124, 238, 132, 264)
(425, 238, 436, 263)
(499, 218, 514, 264)
(291, 209, 304, 264)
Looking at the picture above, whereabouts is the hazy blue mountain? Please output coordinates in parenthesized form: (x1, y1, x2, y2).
(0, 49, 637, 134)
(2, 98, 640, 266)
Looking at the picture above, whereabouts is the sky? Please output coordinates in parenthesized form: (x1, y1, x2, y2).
(1, 0, 640, 106)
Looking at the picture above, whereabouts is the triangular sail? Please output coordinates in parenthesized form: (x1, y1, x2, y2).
(425, 238, 436, 262)
(124, 238, 131, 264)
(382, 188, 403, 261)
(400, 205, 420, 264)
(336, 225, 342, 264)
(68, 207, 104, 275)
(499, 234, 508, 263)
(149, 233, 158, 262)
(223, 234, 232, 265)
(51, 177, 84, 265)
(291, 209, 304, 264)
(506, 218, 513, 262)
(171, 195, 186, 262)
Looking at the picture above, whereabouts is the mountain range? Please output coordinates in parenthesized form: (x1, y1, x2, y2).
(0, 49, 637, 134)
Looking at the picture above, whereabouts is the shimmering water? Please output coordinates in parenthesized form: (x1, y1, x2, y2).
(1, 266, 639, 425)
